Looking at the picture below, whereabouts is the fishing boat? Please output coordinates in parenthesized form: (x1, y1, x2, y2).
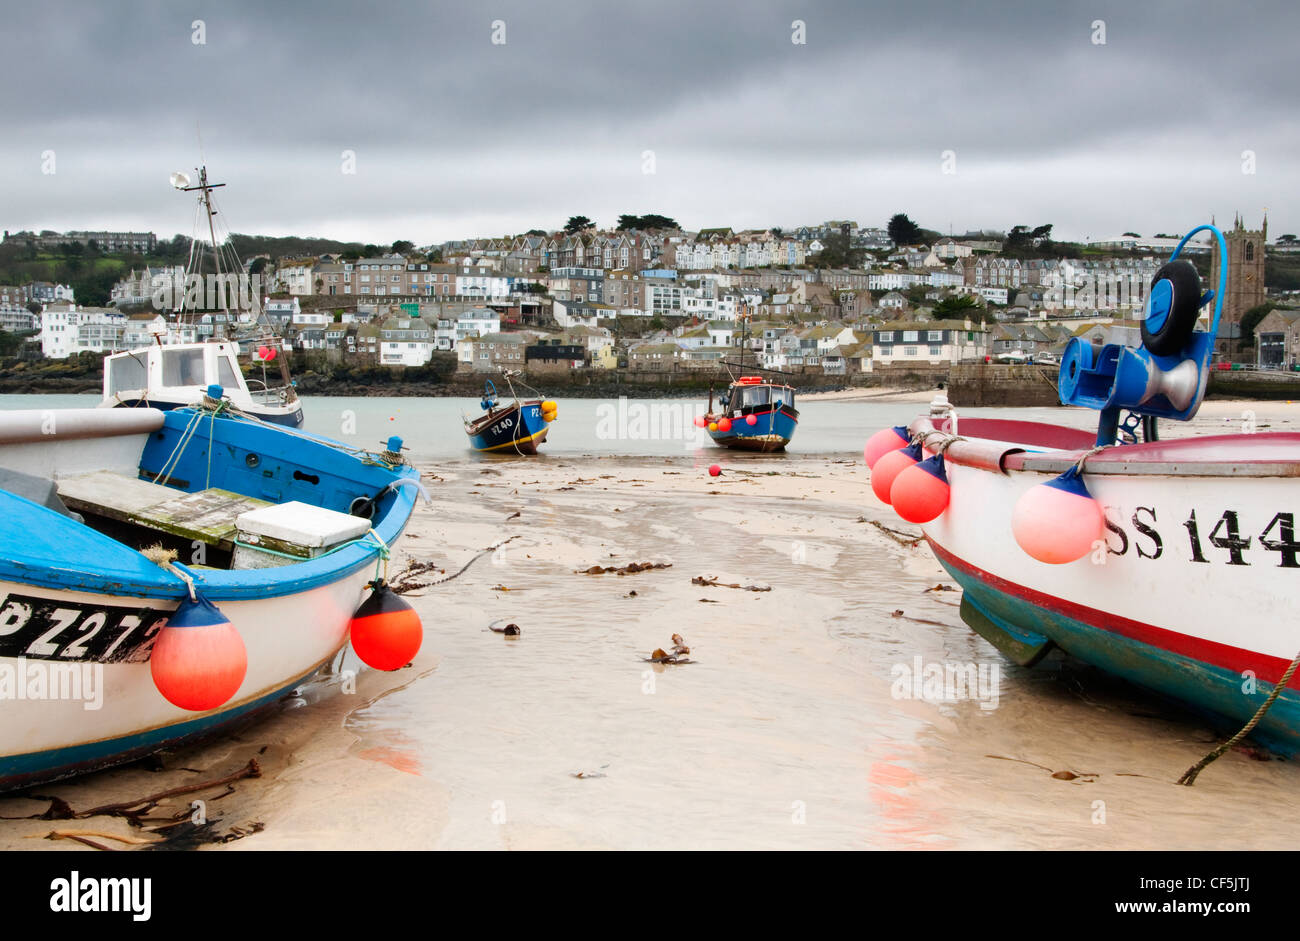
(463, 375, 556, 454)
(0, 389, 426, 791)
(700, 304, 799, 451)
(703, 376, 799, 452)
(100, 166, 304, 427)
(102, 336, 303, 428)
(867, 223, 1300, 753)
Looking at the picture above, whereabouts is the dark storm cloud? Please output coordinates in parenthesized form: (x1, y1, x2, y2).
(1, 0, 1295, 242)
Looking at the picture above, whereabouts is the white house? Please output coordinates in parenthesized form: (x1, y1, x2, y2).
(40, 305, 128, 358)
(872, 320, 988, 365)
(456, 308, 501, 340)
(379, 316, 434, 367)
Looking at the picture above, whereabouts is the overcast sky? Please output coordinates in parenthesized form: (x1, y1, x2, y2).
(1, 0, 1294, 246)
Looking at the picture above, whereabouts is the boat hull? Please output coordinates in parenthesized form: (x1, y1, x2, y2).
(465, 401, 550, 454)
(0, 569, 370, 791)
(0, 406, 419, 791)
(707, 404, 798, 452)
(919, 444, 1300, 752)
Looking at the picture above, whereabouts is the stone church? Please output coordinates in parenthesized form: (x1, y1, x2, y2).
(1209, 214, 1267, 355)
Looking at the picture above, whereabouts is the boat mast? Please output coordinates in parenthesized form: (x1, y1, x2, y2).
(179, 166, 229, 338)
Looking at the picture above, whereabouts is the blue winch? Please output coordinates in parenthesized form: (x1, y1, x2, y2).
(1058, 224, 1228, 446)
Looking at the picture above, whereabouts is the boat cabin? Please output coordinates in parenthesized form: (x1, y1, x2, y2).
(721, 376, 795, 415)
(104, 341, 252, 406)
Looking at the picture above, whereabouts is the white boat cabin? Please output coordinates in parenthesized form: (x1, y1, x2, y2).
(102, 341, 256, 409)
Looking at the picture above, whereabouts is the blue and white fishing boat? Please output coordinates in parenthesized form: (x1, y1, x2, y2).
(704, 376, 799, 452)
(0, 388, 426, 791)
(870, 223, 1300, 755)
(464, 375, 556, 455)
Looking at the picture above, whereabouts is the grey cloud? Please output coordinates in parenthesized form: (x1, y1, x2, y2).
(0, 0, 1294, 243)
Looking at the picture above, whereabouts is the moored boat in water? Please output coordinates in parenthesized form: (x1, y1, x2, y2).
(0, 391, 426, 790)
(464, 375, 556, 454)
(703, 376, 799, 452)
(868, 223, 1300, 753)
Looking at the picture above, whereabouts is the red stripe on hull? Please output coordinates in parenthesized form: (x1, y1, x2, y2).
(926, 538, 1299, 688)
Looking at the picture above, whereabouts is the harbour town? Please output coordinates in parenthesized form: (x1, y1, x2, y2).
(0, 3, 1296, 917)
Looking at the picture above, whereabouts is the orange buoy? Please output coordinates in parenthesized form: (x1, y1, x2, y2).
(1011, 467, 1104, 564)
(708, 422, 718, 432)
(870, 442, 923, 504)
(151, 595, 247, 712)
(745, 414, 757, 426)
(717, 417, 733, 432)
(890, 454, 950, 523)
(350, 581, 422, 671)
(708, 464, 721, 477)
(863, 425, 910, 469)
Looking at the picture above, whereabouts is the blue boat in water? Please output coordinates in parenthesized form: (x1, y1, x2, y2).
(464, 376, 556, 455)
(705, 376, 799, 452)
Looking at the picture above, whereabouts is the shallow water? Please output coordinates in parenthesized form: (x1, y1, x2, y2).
(0, 392, 1081, 461)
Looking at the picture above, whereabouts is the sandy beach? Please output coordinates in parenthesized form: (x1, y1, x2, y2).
(5, 400, 1300, 851)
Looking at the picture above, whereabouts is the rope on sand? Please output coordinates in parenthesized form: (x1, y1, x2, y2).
(1177, 648, 1300, 785)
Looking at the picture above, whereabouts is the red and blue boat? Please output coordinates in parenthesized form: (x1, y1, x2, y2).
(869, 223, 1300, 753)
(704, 376, 799, 452)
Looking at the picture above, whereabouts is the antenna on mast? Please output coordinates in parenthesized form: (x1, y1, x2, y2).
(172, 165, 230, 332)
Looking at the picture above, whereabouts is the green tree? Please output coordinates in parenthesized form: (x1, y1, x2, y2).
(887, 213, 922, 246)
(808, 232, 864, 269)
(391, 240, 414, 255)
(564, 216, 594, 233)
(617, 213, 679, 231)
(1241, 303, 1277, 340)
(933, 294, 981, 318)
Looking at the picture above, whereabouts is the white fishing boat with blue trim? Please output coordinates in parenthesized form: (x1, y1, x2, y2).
(0, 387, 426, 791)
(868, 223, 1300, 756)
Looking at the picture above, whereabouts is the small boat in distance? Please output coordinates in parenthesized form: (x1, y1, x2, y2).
(464, 374, 556, 454)
(100, 165, 304, 427)
(700, 303, 799, 451)
(704, 375, 799, 451)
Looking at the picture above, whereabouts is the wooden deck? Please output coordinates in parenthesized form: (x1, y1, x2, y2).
(57, 471, 272, 552)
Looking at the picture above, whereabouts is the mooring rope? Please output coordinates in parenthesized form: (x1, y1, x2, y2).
(1177, 649, 1300, 785)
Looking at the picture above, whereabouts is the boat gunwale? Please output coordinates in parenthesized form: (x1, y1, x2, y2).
(908, 416, 1300, 479)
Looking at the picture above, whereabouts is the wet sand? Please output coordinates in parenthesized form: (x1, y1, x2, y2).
(5, 400, 1300, 850)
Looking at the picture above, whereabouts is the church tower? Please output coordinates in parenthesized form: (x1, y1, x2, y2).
(1209, 214, 1267, 351)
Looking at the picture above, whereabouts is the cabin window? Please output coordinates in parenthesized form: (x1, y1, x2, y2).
(741, 385, 770, 408)
(107, 355, 148, 394)
(772, 388, 794, 408)
(214, 354, 240, 390)
(162, 348, 206, 387)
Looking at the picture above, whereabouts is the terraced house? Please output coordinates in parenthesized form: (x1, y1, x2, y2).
(872, 320, 988, 365)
